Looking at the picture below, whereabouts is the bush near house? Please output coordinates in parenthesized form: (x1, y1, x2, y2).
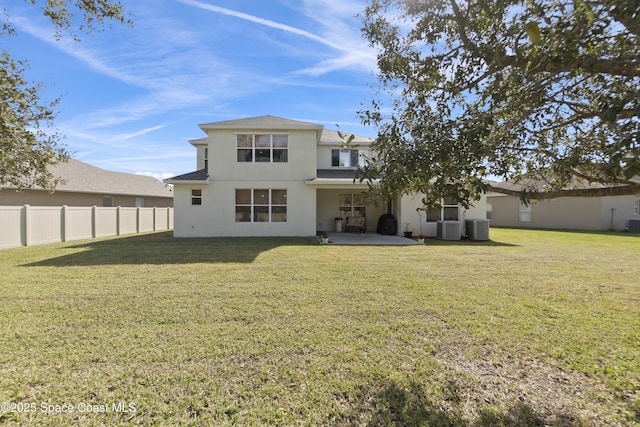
(0, 229, 638, 426)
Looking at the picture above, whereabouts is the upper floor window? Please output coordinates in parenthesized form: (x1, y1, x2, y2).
(633, 199, 639, 215)
(237, 134, 288, 163)
(191, 189, 202, 206)
(331, 149, 368, 168)
(204, 147, 208, 170)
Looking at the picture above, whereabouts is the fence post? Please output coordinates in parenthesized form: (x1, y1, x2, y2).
(116, 206, 121, 235)
(23, 205, 30, 246)
(92, 206, 97, 238)
(136, 207, 140, 233)
(153, 207, 157, 231)
(61, 205, 68, 242)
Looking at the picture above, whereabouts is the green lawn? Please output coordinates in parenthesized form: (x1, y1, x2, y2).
(0, 228, 638, 426)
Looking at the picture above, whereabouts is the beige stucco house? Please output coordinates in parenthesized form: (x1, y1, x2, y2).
(165, 115, 487, 238)
(0, 158, 173, 208)
(487, 182, 640, 231)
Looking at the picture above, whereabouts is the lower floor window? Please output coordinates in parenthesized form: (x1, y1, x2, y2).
(235, 189, 287, 223)
(426, 198, 459, 222)
(519, 201, 532, 222)
(103, 196, 114, 207)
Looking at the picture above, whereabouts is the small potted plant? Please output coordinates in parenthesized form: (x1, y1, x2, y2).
(417, 235, 425, 244)
(321, 232, 329, 244)
(334, 217, 344, 233)
(403, 223, 413, 238)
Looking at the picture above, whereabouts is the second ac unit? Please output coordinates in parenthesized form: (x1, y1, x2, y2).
(465, 219, 490, 241)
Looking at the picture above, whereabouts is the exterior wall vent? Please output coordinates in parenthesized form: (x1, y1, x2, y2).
(465, 219, 490, 241)
(437, 221, 460, 240)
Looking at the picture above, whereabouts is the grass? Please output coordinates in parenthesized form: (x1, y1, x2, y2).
(0, 228, 638, 426)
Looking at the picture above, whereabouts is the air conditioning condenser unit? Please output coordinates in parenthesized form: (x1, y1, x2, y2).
(437, 221, 460, 240)
(465, 219, 490, 241)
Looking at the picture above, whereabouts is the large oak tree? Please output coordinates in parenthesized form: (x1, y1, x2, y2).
(1, 1, 130, 192)
(358, 0, 640, 207)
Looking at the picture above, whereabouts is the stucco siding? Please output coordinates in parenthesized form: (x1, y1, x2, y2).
(398, 194, 487, 237)
(489, 195, 603, 230)
(207, 130, 317, 182)
(172, 181, 316, 237)
(601, 195, 640, 230)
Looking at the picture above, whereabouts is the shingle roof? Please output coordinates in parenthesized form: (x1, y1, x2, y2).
(199, 115, 324, 131)
(165, 169, 209, 182)
(316, 169, 358, 179)
(319, 129, 374, 145)
(47, 158, 173, 198)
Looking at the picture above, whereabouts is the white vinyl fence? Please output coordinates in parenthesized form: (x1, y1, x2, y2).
(0, 205, 173, 249)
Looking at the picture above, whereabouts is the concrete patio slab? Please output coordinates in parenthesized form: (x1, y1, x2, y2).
(323, 232, 421, 246)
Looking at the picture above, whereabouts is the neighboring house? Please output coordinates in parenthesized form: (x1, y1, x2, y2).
(165, 115, 487, 238)
(0, 158, 173, 207)
(487, 181, 640, 231)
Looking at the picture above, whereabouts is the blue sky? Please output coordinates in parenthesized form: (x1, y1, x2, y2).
(6, 0, 380, 180)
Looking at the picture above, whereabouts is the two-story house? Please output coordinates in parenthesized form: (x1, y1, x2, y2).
(165, 115, 487, 238)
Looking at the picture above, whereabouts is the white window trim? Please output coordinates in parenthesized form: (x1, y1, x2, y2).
(235, 189, 287, 223)
(191, 189, 202, 206)
(331, 148, 369, 168)
(426, 198, 460, 222)
(236, 134, 289, 163)
(519, 201, 532, 222)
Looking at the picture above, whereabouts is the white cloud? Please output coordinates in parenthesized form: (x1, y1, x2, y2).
(135, 171, 176, 181)
(176, 0, 342, 50)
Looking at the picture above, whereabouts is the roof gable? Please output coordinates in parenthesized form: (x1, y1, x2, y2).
(199, 115, 324, 132)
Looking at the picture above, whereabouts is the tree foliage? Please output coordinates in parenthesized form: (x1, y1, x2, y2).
(1, 1, 130, 192)
(358, 0, 640, 206)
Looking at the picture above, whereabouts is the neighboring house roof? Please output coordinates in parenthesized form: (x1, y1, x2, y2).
(164, 169, 209, 184)
(42, 158, 173, 198)
(488, 177, 640, 194)
(319, 129, 374, 145)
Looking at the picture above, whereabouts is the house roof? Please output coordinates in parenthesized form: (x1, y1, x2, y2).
(164, 169, 209, 184)
(317, 169, 357, 179)
(199, 115, 324, 132)
(43, 158, 173, 198)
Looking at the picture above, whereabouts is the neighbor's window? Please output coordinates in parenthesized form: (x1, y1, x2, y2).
(237, 134, 288, 163)
(426, 197, 459, 222)
(135, 197, 145, 207)
(191, 189, 202, 205)
(331, 149, 368, 167)
(235, 189, 287, 222)
(634, 199, 640, 215)
(103, 196, 114, 207)
(519, 201, 532, 222)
